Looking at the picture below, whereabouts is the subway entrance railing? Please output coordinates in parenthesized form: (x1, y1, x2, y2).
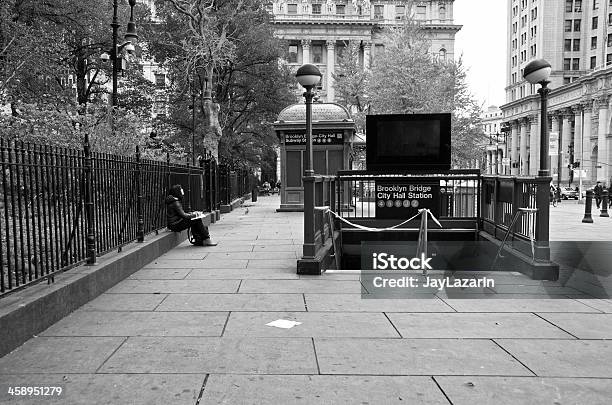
(299, 169, 558, 279)
(0, 137, 253, 298)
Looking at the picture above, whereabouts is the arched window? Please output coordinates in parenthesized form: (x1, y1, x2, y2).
(439, 6, 446, 19)
(439, 48, 447, 61)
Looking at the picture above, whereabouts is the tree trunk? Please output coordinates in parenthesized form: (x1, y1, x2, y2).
(199, 69, 222, 161)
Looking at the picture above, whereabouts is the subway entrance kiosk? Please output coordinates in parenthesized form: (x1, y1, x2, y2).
(274, 102, 356, 211)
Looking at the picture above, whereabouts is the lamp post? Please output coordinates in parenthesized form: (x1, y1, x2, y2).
(295, 63, 322, 262)
(295, 64, 322, 177)
(523, 59, 552, 177)
(111, 0, 139, 107)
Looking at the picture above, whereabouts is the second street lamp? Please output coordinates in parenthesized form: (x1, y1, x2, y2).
(295, 63, 322, 261)
(295, 64, 322, 177)
(111, 0, 139, 107)
(523, 58, 552, 177)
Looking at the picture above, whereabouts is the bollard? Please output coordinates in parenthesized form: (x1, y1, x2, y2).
(582, 189, 594, 223)
(601, 190, 609, 217)
(252, 186, 258, 202)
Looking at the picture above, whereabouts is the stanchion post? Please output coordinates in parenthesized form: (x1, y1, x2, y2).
(582, 189, 594, 223)
(601, 189, 609, 217)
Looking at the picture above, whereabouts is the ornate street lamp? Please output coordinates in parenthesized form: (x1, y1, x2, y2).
(295, 63, 322, 262)
(111, 0, 139, 107)
(295, 64, 322, 177)
(523, 59, 552, 177)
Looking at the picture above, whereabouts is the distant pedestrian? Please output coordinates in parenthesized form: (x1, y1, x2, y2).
(554, 186, 561, 204)
(166, 184, 217, 246)
(550, 185, 557, 207)
(594, 181, 603, 208)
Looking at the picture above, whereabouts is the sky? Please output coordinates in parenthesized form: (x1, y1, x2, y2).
(453, 0, 507, 108)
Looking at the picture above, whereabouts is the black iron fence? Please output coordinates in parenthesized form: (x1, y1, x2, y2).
(0, 137, 252, 297)
(335, 170, 481, 220)
(481, 175, 551, 259)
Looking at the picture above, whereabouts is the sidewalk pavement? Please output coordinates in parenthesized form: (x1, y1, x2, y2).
(0, 196, 611, 404)
(549, 199, 612, 241)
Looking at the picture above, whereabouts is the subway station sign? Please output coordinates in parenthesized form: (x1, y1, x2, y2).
(375, 181, 440, 219)
(284, 131, 344, 145)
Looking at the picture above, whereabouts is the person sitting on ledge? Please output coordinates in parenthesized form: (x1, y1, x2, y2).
(165, 184, 217, 246)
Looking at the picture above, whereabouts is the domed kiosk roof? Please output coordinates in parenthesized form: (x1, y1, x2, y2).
(276, 102, 352, 122)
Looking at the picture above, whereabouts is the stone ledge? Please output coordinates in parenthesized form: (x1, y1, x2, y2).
(0, 229, 188, 358)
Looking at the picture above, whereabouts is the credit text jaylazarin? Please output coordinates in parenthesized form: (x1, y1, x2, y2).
(371, 276, 495, 290)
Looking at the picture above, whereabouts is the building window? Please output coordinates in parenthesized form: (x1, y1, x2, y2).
(564, 58, 571, 70)
(312, 44, 323, 64)
(439, 48, 447, 60)
(593, 16, 599, 29)
(565, 39, 572, 51)
(374, 44, 385, 57)
(572, 58, 580, 70)
(608, 33, 612, 46)
(155, 73, 166, 88)
(531, 7, 537, 20)
(416, 5, 426, 19)
(374, 5, 384, 19)
(566, 0, 573, 12)
(312, 4, 321, 14)
(576, 0, 583, 11)
(287, 3, 297, 14)
(574, 19, 581, 31)
(592, 36, 598, 49)
(336, 4, 345, 14)
(439, 6, 446, 19)
(395, 5, 405, 19)
(591, 55, 597, 68)
(288, 44, 298, 63)
(565, 20, 573, 31)
(573, 39, 581, 51)
(265, 3, 273, 13)
(564, 77, 571, 84)
(607, 53, 612, 64)
(594, 0, 600, 8)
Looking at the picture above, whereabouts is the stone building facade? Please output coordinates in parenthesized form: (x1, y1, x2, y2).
(271, 0, 461, 102)
(502, 0, 612, 186)
(482, 106, 507, 175)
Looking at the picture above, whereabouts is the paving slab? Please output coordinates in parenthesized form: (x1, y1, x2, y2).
(156, 293, 306, 312)
(223, 312, 400, 338)
(440, 298, 601, 312)
(572, 298, 612, 312)
(129, 268, 191, 279)
(198, 258, 249, 268)
(488, 285, 582, 295)
(106, 279, 240, 294)
(201, 375, 449, 405)
(247, 259, 295, 269)
(535, 312, 612, 338)
(314, 338, 532, 376)
(304, 293, 454, 312)
(387, 313, 573, 339)
(239, 279, 362, 294)
(434, 376, 612, 405)
(253, 244, 303, 252)
(495, 339, 612, 377)
(205, 251, 297, 260)
(99, 337, 318, 374)
(185, 267, 299, 279)
(79, 293, 167, 311)
(0, 374, 204, 405)
(142, 259, 207, 269)
(41, 311, 227, 337)
(0, 337, 125, 374)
